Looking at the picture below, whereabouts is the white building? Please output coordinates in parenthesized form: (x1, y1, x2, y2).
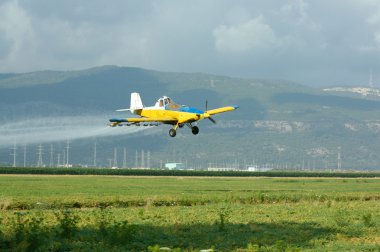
(165, 163, 186, 170)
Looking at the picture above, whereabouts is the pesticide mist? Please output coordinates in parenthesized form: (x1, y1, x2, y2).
(0, 115, 149, 147)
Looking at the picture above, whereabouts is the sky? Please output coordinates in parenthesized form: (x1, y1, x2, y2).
(1, 0, 380, 86)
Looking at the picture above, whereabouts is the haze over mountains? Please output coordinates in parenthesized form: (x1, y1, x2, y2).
(1, 65, 380, 170)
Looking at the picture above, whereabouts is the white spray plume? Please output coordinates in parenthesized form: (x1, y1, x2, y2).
(0, 115, 149, 147)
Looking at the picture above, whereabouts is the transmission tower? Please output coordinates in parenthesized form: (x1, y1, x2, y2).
(141, 149, 145, 168)
(57, 153, 61, 167)
(135, 150, 138, 168)
(23, 144, 26, 167)
(11, 142, 17, 167)
(337, 146, 342, 170)
(113, 148, 118, 167)
(122, 148, 127, 168)
(65, 139, 70, 166)
(37, 144, 43, 167)
(49, 144, 54, 167)
(93, 142, 97, 167)
(147, 151, 151, 169)
(369, 69, 374, 88)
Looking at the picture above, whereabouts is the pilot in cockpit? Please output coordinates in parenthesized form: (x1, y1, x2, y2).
(156, 96, 180, 109)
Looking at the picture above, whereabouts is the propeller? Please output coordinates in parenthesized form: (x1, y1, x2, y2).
(208, 116, 217, 124)
(205, 99, 216, 124)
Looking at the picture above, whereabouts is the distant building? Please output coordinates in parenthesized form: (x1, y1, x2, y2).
(165, 163, 185, 170)
(247, 166, 272, 172)
(207, 167, 241, 172)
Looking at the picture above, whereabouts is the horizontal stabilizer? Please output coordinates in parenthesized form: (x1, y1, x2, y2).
(116, 108, 131, 112)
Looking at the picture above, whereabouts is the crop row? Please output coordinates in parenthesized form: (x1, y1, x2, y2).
(2, 193, 380, 211)
(0, 167, 379, 178)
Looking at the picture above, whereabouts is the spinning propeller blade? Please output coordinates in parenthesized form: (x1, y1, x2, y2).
(208, 117, 217, 124)
(205, 99, 216, 124)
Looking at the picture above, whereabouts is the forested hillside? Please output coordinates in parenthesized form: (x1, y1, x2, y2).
(1, 66, 380, 170)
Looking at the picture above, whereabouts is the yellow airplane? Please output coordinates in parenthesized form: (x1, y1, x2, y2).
(109, 92, 238, 137)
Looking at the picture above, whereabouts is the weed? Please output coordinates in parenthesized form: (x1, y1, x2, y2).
(362, 213, 375, 227)
(55, 209, 79, 239)
(334, 209, 349, 228)
(216, 205, 232, 231)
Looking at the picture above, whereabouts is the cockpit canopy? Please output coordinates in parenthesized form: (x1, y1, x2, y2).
(155, 96, 181, 109)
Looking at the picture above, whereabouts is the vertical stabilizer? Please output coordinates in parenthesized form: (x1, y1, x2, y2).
(130, 92, 143, 114)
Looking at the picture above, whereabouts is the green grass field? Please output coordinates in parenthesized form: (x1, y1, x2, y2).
(0, 175, 379, 251)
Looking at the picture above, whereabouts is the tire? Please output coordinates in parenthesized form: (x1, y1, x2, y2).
(191, 126, 199, 135)
(169, 129, 177, 137)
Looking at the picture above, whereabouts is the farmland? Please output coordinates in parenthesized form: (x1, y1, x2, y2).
(0, 175, 379, 251)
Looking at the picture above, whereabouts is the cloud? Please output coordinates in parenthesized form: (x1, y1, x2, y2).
(0, 1, 380, 86)
(0, 0, 36, 70)
(213, 15, 278, 54)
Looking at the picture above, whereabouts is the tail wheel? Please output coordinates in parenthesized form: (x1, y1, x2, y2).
(169, 129, 177, 137)
(191, 126, 199, 135)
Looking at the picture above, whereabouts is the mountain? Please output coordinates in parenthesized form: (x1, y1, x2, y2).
(1, 65, 380, 170)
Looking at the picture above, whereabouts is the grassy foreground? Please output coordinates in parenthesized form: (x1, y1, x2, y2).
(0, 175, 379, 251)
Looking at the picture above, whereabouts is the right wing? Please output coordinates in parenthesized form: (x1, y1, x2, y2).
(206, 106, 239, 116)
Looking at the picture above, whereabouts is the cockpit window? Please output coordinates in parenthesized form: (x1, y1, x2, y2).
(167, 98, 180, 109)
(157, 96, 180, 109)
(159, 99, 164, 107)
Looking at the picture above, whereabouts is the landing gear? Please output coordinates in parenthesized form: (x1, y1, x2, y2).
(191, 126, 199, 135)
(169, 128, 177, 137)
(169, 124, 179, 137)
(169, 124, 199, 137)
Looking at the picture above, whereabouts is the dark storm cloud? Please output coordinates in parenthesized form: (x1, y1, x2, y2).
(1, 0, 380, 86)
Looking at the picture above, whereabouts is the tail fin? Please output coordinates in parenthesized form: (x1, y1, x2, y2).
(130, 92, 143, 114)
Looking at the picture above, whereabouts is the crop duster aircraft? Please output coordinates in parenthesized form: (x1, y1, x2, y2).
(109, 92, 238, 137)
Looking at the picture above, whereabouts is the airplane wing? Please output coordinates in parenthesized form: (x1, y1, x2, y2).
(206, 106, 239, 115)
(109, 117, 177, 126)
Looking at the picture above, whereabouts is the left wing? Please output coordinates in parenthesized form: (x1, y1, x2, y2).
(109, 117, 177, 127)
(206, 105, 239, 116)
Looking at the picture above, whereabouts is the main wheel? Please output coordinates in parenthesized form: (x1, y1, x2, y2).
(169, 128, 177, 137)
(191, 126, 199, 135)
